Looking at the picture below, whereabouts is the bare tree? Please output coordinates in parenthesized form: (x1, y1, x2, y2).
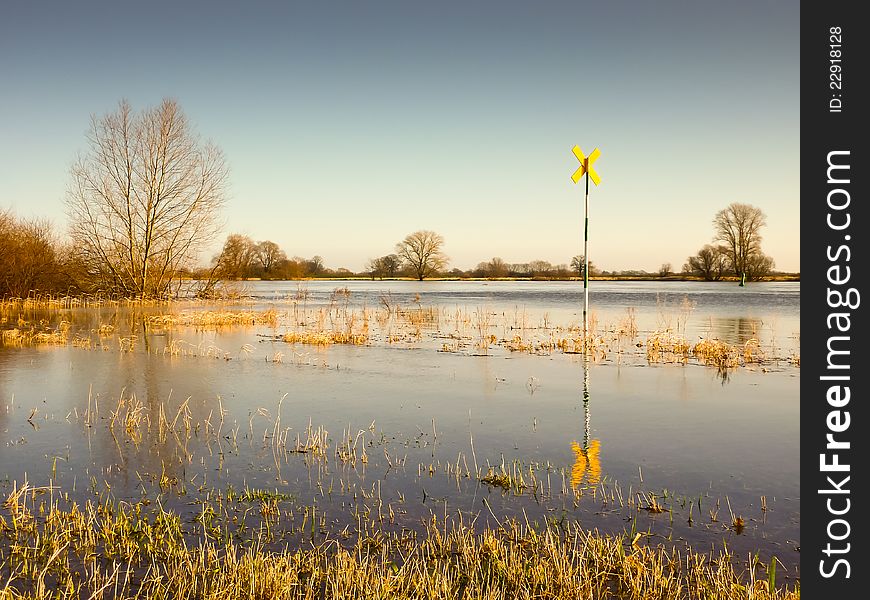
(475, 257, 508, 278)
(66, 99, 228, 298)
(214, 234, 256, 279)
(528, 260, 553, 277)
(686, 245, 729, 281)
(306, 255, 325, 276)
(274, 257, 305, 279)
(0, 210, 66, 297)
(381, 254, 401, 277)
(487, 257, 509, 278)
(365, 256, 386, 280)
(395, 230, 448, 280)
(658, 263, 672, 278)
(366, 253, 401, 279)
(713, 203, 767, 278)
(255, 240, 286, 274)
(511, 263, 531, 276)
(570, 255, 596, 278)
(745, 253, 775, 281)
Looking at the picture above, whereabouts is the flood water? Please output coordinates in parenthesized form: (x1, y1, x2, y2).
(0, 281, 800, 572)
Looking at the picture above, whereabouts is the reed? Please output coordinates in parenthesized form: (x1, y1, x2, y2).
(0, 488, 799, 600)
(148, 309, 279, 329)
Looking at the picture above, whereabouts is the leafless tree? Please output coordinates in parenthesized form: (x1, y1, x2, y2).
(0, 211, 67, 297)
(486, 257, 509, 278)
(745, 253, 775, 281)
(570, 255, 596, 278)
(276, 258, 306, 279)
(475, 257, 508, 278)
(686, 245, 729, 281)
(713, 203, 767, 277)
(511, 263, 531, 276)
(255, 240, 286, 274)
(365, 257, 383, 280)
(395, 230, 448, 280)
(381, 254, 401, 277)
(66, 99, 228, 298)
(306, 255, 325, 276)
(528, 260, 553, 277)
(214, 234, 256, 279)
(659, 263, 672, 278)
(366, 253, 401, 279)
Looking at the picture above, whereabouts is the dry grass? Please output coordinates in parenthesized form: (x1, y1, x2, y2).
(0, 321, 70, 346)
(645, 331, 692, 363)
(148, 309, 279, 329)
(282, 330, 368, 346)
(0, 486, 799, 600)
(645, 332, 767, 371)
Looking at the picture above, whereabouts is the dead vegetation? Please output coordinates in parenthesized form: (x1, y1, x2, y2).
(0, 484, 799, 600)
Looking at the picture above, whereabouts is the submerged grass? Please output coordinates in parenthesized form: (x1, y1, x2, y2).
(0, 486, 799, 600)
(148, 309, 279, 329)
(2, 293, 798, 371)
(646, 331, 767, 371)
(282, 330, 368, 346)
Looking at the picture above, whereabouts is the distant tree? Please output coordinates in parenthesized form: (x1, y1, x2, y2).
(476, 257, 508, 278)
(659, 263, 672, 277)
(395, 230, 448, 280)
(528, 260, 553, 277)
(487, 257, 509, 278)
(275, 257, 305, 279)
(552, 264, 572, 278)
(255, 241, 286, 275)
(713, 203, 767, 278)
(306, 255, 325, 276)
(214, 234, 256, 279)
(66, 99, 227, 298)
(745, 253, 775, 281)
(365, 254, 401, 280)
(686, 245, 729, 281)
(510, 263, 531, 277)
(365, 257, 384, 280)
(570, 255, 597, 278)
(381, 254, 401, 277)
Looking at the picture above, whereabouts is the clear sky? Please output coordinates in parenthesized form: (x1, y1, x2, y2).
(1, 0, 799, 273)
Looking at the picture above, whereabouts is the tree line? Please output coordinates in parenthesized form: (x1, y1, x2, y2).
(0, 99, 787, 299)
(210, 229, 600, 281)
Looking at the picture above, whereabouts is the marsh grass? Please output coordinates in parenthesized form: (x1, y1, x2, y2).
(0, 321, 70, 347)
(0, 485, 799, 600)
(645, 331, 767, 372)
(148, 309, 279, 329)
(479, 463, 528, 494)
(2, 294, 797, 372)
(282, 330, 368, 346)
(645, 331, 692, 363)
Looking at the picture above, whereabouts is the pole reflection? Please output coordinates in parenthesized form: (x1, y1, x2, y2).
(571, 354, 601, 487)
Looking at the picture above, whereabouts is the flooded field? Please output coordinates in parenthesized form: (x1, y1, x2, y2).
(0, 280, 800, 579)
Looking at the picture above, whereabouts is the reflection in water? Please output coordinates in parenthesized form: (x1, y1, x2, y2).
(701, 316, 764, 346)
(571, 356, 602, 487)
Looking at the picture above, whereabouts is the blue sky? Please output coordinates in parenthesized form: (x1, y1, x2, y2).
(1, 0, 799, 272)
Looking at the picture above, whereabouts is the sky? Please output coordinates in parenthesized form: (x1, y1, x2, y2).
(0, 0, 799, 273)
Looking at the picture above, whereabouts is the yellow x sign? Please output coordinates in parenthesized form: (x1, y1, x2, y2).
(571, 146, 601, 186)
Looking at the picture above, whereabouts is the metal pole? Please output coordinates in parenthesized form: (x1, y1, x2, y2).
(583, 164, 590, 344)
(582, 353, 590, 449)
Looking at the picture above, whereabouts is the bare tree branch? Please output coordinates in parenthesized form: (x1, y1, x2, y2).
(66, 99, 227, 298)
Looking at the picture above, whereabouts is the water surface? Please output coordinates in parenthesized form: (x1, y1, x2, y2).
(0, 281, 800, 572)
